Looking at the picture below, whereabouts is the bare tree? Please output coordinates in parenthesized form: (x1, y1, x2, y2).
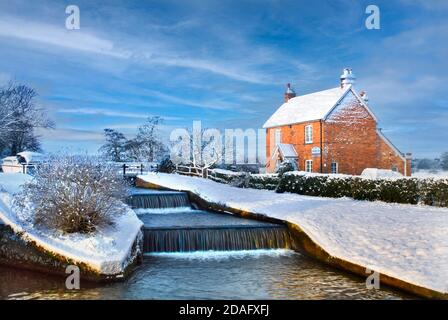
(0, 83, 54, 155)
(99, 128, 127, 162)
(125, 116, 167, 162)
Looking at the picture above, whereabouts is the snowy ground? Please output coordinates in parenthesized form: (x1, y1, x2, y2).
(0, 173, 143, 276)
(412, 170, 448, 179)
(139, 173, 448, 295)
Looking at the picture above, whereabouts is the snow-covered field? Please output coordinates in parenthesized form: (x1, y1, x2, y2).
(139, 173, 448, 295)
(412, 170, 448, 179)
(0, 173, 143, 276)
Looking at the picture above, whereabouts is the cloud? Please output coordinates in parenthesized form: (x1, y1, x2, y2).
(142, 89, 239, 110)
(0, 15, 276, 84)
(36, 127, 104, 142)
(0, 72, 10, 85)
(0, 16, 130, 58)
(148, 56, 271, 84)
(57, 107, 180, 121)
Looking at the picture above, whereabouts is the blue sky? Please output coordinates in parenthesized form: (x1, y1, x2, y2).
(0, 0, 447, 158)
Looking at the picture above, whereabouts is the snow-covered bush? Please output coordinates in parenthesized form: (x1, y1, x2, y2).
(157, 157, 176, 173)
(275, 160, 297, 176)
(248, 174, 281, 190)
(15, 155, 130, 234)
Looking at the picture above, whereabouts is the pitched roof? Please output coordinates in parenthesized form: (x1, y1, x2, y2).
(276, 143, 298, 158)
(263, 85, 376, 128)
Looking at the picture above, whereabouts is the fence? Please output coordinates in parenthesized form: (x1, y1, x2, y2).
(121, 163, 152, 176)
(175, 165, 214, 178)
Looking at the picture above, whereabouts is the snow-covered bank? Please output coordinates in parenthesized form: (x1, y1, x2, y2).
(0, 173, 143, 277)
(139, 173, 448, 296)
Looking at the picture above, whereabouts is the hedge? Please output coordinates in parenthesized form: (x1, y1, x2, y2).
(276, 173, 448, 207)
(206, 169, 448, 207)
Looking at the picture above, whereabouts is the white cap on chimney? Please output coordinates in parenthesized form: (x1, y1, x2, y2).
(340, 68, 356, 88)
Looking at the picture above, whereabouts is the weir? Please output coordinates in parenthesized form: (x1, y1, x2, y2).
(129, 189, 293, 253)
(127, 191, 190, 209)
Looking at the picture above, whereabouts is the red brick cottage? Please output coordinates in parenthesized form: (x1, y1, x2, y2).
(263, 68, 412, 176)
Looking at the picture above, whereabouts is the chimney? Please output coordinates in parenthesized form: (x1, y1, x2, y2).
(360, 91, 369, 104)
(340, 68, 356, 88)
(284, 83, 296, 102)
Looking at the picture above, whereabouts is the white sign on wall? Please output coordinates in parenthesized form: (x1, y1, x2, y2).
(311, 147, 321, 156)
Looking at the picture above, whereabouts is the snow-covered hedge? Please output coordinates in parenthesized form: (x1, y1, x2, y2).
(276, 172, 448, 207)
(209, 170, 280, 190)
(206, 170, 448, 206)
(247, 174, 281, 190)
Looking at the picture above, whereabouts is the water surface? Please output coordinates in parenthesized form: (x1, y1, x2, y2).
(0, 250, 411, 300)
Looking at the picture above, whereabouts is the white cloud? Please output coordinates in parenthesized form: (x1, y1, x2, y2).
(0, 16, 130, 58)
(36, 127, 104, 142)
(0, 72, 10, 85)
(57, 107, 180, 121)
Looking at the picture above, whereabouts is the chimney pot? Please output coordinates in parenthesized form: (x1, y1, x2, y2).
(340, 67, 356, 88)
(284, 83, 296, 102)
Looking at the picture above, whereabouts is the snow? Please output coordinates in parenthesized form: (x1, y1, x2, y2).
(263, 85, 379, 128)
(277, 143, 298, 158)
(263, 86, 348, 128)
(16, 151, 45, 164)
(210, 168, 242, 176)
(412, 170, 448, 179)
(361, 168, 403, 179)
(0, 173, 143, 276)
(139, 173, 448, 295)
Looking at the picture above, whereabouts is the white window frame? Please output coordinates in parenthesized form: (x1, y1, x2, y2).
(274, 129, 281, 145)
(305, 125, 313, 144)
(305, 160, 313, 173)
(331, 161, 338, 174)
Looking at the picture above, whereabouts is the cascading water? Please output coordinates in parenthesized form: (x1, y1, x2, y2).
(129, 189, 293, 253)
(126, 191, 190, 209)
(143, 227, 292, 252)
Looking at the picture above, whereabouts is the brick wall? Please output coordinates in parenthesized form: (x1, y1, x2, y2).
(266, 121, 322, 172)
(323, 97, 379, 175)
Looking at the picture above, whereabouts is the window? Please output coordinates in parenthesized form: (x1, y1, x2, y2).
(305, 160, 313, 173)
(305, 125, 313, 144)
(331, 162, 338, 174)
(274, 129, 281, 145)
(391, 165, 398, 172)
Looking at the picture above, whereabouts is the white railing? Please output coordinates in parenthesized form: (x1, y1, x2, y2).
(175, 165, 213, 178)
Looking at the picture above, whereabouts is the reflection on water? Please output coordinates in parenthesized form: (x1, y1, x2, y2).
(0, 250, 412, 300)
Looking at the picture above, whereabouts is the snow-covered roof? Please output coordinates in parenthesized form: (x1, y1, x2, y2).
(277, 143, 298, 158)
(16, 151, 44, 164)
(263, 85, 376, 128)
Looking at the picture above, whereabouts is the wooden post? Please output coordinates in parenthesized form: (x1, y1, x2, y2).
(122, 164, 126, 176)
(140, 164, 144, 174)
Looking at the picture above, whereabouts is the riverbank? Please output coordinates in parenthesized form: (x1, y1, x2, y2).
(0, 173, 143, 281)
(137, 173, 448, 299)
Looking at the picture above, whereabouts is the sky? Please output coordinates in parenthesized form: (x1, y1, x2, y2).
(0, 0, 447, 158)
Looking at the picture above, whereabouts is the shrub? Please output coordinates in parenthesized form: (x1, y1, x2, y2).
(276, 172, 447, 207)
(275, 160, 297, 176)
(16, 155, 130, 234)
(248, 174, 281, 190)
(157, 157, 176, 173)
